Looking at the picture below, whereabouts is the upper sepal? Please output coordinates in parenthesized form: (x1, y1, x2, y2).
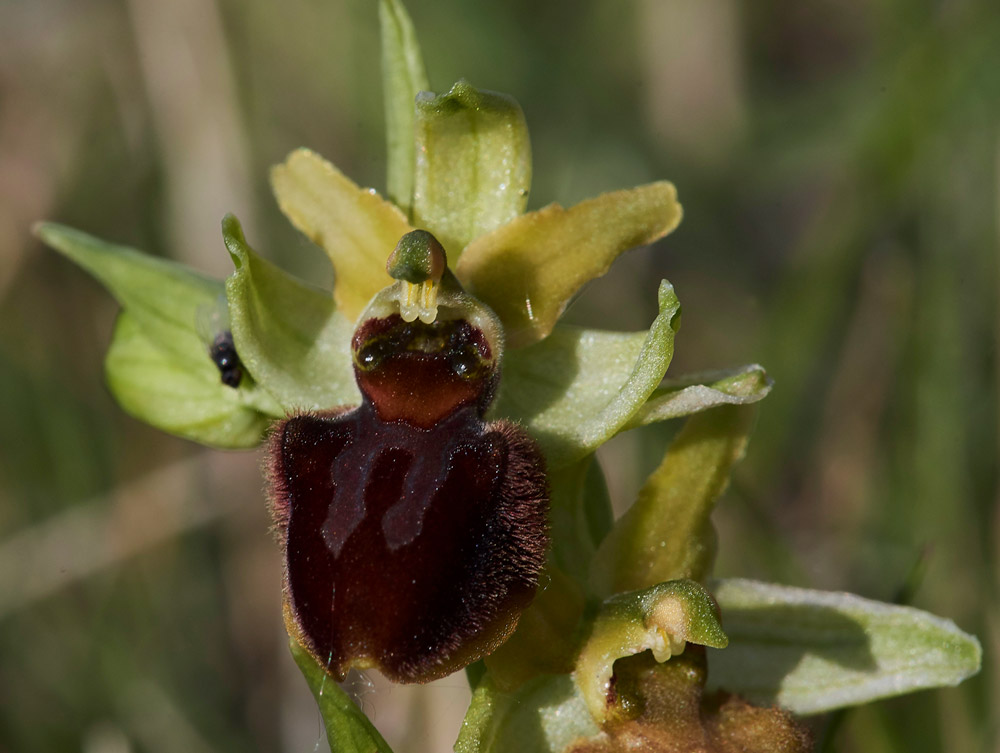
(412, 80, 531, 258)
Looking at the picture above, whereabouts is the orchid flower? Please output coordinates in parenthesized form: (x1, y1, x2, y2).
(36, 1, 980, 751)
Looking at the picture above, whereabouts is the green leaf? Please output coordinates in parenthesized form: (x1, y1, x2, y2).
(590, 406, 753, 598)
(457, 182, 681, 347)
(36, 222, 220, 366)
(624, 364, 772, 430)
(290, 639, 395, 753)
(379, 0, 428, 216)
(270, 148, 413, 320)
(574, 579, 728, 724)
(223, 214, 359, 412)
(412, 80, 531, 257)
(496, 280, 681, 469)
(105, 313, 275, 448)
(456, 674, 599, 753)
(706, 578, 983, 715)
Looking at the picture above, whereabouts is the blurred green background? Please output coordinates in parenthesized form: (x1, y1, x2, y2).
(1, 0, 997, 751)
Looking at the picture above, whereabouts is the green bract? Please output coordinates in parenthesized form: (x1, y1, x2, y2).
(706, 579, 982, 715)
(36, 0, 981, 751)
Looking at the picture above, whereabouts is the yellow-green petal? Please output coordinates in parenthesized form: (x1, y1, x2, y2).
(590, 406, 754, 598)
(270, 148, 413, 320)
(457, 182, 682, 348)
(412, 80, 531, 257)
(574, 580, 728, 725)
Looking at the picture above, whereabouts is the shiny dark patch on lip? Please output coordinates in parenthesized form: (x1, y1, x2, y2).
(351, 315, 497, 429)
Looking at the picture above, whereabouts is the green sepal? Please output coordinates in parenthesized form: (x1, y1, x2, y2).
(37, 222, 277, 447)
(590, 405, 754, 597)
(496, 280, 681, 470)
(476, 458, 607, 690)
(706, 578, 983, 715)
(379, 0, 428, 216)
(105, 313, 276, 448)
(290, 638, 395, 753)
(574, 580, 728, 725)
(544, 456, 614, 585)
(483, 562, 585, 690)
(37, 222, 220, 365)
(455, 674, 599, 753)
(222, 214, 359, 413)
(412, 80, 531, 257)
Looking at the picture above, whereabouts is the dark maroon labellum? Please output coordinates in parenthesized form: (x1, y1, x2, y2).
(268, 312, 548, 683)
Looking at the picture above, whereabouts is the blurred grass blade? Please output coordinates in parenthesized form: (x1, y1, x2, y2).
(223, 214, 359, 412)
(590, 406, 754, 597)
(290, 639, 395, 753)
(412, 80, 531, 257)
(706, 579, 983, 715)
(574, 579, 728, 724)
(106, 313, 274, 448)
(497, 280, 681, 469)
(625, 364, 772, 429)
(457, 182, 681, 347)
(379, 0, 428, 216)
(270, 148, 413, 320)
(456, 674, 598, 753)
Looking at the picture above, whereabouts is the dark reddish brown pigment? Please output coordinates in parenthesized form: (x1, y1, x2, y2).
(268, 314, 548, 683)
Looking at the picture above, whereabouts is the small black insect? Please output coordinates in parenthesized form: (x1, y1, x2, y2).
(208, 330, 243, 388)
(197, 295, 243, 388)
